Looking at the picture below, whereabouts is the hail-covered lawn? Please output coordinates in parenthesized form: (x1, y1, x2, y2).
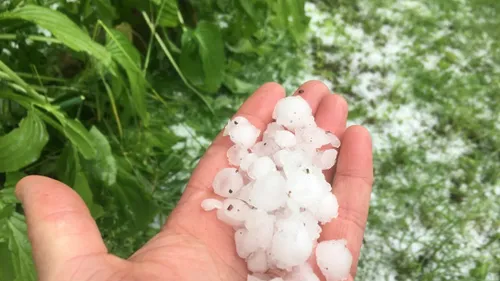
(300, 1, 500, 280)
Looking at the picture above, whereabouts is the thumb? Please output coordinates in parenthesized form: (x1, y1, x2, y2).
(16, 176, 107, 280)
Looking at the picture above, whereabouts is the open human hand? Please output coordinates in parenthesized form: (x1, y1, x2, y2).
(16, 81, 373, 281)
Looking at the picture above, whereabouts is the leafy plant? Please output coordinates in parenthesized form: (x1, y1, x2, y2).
(0, 0, 309, 279)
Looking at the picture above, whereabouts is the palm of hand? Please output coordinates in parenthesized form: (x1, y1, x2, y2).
(17, 81, 373, 281)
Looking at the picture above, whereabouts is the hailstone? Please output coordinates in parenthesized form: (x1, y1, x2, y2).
(212, 168, 244, 197)
(252, 139, 281, 157)
(247, 156, 277, 179)
(216, 198, 250, 227)
(313, 149, 338, 170)
(274, 130, 297, 148)
(316, 240, 352, 281)
(326, 131, 341, 148)
(201, 198, 223, 211)
(227, 145, 249, 166)
(273, 96, 312, 130)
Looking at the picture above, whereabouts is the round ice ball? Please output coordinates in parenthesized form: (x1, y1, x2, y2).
(235, 228, 261, 259)
(312, 192, 339, 224)
(274, 130, 297, 148)
(285, 263, 320, 281)
(248, 156, 277, 179)
(227, 145, 249, 166)
(245, 209, 275, 249)
(252, 139, 281, 157)
(240, 153, 259, 171)
(313, 149, 338, 170)
(213, 168, 244, 197)
(272, 96, 312, 130)
(248, 172, 287, 211)
(228, 123, 261, 148)
(247, 249, 269, 273)
(201, 198, 223, 211)
(316, 240, 352, 281)
(263, 122, 284, 140)
(224, 116, 252, 136)
(286, 169, 329, 209)
(295, 127, 330, 149)
(326, 131, 341, 148)
(271, 218, 314, 269)
(216, 198, 250, 227)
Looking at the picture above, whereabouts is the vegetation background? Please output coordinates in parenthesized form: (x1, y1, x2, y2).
(0, 0, 498, 280)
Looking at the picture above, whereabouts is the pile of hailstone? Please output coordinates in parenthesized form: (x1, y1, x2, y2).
(201, 96, 352, 281)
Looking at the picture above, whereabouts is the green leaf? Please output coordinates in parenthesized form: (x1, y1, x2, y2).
(223, 74, 259, 94)
(153, 0, 179, 27)
(237, 0, 257, 20)
(4, 172, 27, 190)
(105, 28, 149, 124)
(0, 60, 49, 103)
(0, 110, 49, 172)
(180, 30, 205, 87)
(111, 160, 158, 229)
(180, 21, 225, 93)
(57, 144, 104, 219)
(6, 214, 36, 281)
(74, 170, 93, 207)
(0, 242, 15, 281)
(95, 0, 118, 21)
(226, 38, 258, 54)
(87, 126, 117, 186)
(60, 119, 97, 160)
(0, 5, 112, 67)
(270, 0, 309, 42)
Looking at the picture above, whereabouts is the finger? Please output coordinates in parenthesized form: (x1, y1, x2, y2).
(294, 80, 331, 114)
(314, 94, 348, 182)
(16, 176, 107, 280)
(319, 126, 373, 278)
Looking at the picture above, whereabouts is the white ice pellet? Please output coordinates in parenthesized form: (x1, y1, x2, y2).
(252, 139, 281, 157)
(224, 116, 252, 136)
(272, 96, 312, 130)
(263, 122, 284, 140)
(326, 132, 341, 148)
(247, 250, 269, 273)
(212, 168, 244, 197)
(313, 149, 338, 170)
(271, 217, 314, 269)
(229, 124, 261, 148)
(316, 240, 352, 281)
(248, 172, 287, 211)
(240, 153, 259, 171)
(285, 263, 320, 281)
(274, 130, 297, 148)
(216, 198, 250, 227)
(286, 169, 329, 209)
(272, 149, 288, 168)
(312, 192, 339, 224)
(201, 198, 223, 211)
(296, 127, 330, 148)
(245, 209, 275, 248)
(248, 156, 277, 179)
(235, 228, 259, 258)
(227, 145, 249, 166)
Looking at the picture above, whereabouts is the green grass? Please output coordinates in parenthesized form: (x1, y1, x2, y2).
(0, 0, 499, 280)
